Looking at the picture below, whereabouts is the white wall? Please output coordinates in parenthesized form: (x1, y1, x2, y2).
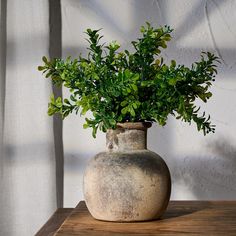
(0, 1, 58, 235)
(62, 0, 236, 207)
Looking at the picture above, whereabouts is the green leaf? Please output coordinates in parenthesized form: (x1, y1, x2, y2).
(86, 28, 92, 34)
(83, 123, 89, 129)
(132, 103, 137, 109)
(56, 97, 62, 104)
(155, 59, 160, 65)
(129, 106, 135, 116)
(160, 42, 167, 48)
(171, 60, 176, 67)
(109, 119, 116, 126)
(42, 56, 48, 64)
(131, 84, 138, 91)
(121, 101, 127, 107)
(38, 66, 45, 71)
(47, 107, 54, 116)
(121, 107, 128, 115)
(132, 74, 139, 81)
(162, 65, 168, 72)
(92, 126, 98, 138)
(168, 78, 177, 86)
(140, 26, 145, 33)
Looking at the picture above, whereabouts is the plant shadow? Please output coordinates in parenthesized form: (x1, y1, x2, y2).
(184, 137, 236, 200)
(161, 201, 211, 220)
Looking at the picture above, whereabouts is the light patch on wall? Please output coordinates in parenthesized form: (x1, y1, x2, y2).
(62, 0, 132, 58)
(177, 0, 236, 68)
(171, 178, 197, 200)
(91, 0, 135, 33)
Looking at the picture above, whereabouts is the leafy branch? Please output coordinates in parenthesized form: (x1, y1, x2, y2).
(38, 22, 220, 137)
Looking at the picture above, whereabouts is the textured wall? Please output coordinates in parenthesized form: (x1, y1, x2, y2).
(62, 0, 236, 207)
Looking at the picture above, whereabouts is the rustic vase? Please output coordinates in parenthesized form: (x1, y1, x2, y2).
(83, 122, 171, 222)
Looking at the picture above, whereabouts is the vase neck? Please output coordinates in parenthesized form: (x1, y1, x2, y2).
(106, 122, 151, 152)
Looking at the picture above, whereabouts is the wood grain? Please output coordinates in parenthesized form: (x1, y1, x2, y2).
(35, 208, 73, 236)
(54, 201, 236, 235)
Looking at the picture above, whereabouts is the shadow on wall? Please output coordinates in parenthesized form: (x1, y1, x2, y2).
(172, 137, 236, 200)
(64, 151, 92, 172)
(64, 151, 94, 205)
(0, 141, 56, 236)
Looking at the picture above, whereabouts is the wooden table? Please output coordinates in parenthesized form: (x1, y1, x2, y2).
(36, 201, 236, 235)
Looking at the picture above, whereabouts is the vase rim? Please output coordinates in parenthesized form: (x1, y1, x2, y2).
(116, 122, 152, 130)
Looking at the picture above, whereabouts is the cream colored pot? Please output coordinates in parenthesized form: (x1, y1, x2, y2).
(83, 122, 171, 222)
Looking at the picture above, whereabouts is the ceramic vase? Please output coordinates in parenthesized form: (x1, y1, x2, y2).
(83, 122, 171, 222)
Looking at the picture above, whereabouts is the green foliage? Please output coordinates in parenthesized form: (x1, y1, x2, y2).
(38, 22, 220, 137)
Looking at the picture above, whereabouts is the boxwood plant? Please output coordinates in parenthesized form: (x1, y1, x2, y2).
(38, 22, 219, 137)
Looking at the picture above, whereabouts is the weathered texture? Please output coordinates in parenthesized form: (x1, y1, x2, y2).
(106, 122, 151, 151)
(83, 123, 171, 222)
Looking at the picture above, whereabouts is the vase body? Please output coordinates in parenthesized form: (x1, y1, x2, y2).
(83, 122, 171, 222)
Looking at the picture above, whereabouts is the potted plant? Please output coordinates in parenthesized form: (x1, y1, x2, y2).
(38, 22, 219, 222)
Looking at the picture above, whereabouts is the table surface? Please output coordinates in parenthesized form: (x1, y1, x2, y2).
(36, 201, 236, 236)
